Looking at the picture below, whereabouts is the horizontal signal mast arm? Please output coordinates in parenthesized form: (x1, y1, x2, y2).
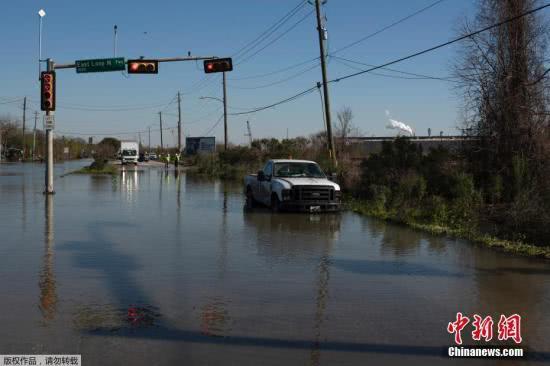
(53, 56, 223, 69)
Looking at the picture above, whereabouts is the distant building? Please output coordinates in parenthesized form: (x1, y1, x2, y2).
(342, 136, 477, 157)
(185, 137, 216, 155)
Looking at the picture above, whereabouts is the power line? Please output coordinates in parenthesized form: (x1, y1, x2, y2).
(230, 63, 320, 90)
(232, 0, 308, 61)
(330, 55, 459, 82)
(182, 1, 308, 95)
(200, 114, 224, 136)
(329, 3, 550, 84)
(228, 57, 319, 81)
(236, 9, 315, 66)
(228, 3, 550, 117)
(27, 99, 175, 112)
(331, 0, 447, 55)
(0, 98, 24, 105)
(228, 86, 317, 116)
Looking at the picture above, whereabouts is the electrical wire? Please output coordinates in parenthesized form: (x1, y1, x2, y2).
(182, 1, 308, 95)
(228, 86, 317, 116)
(232, 0, 308, 61)
(330, 55, 460, 82)
(228, 57, 319, 81)
(200, 114, 224, 136)
(230, 63, 320, 90)
(0, 98, 24, 105)
(27, 98, 177, 112)
(228, 3, 550, 117)
(331, 0, 447, 55)
(236, 9, 315, 66)
(329, 3, 550, 84)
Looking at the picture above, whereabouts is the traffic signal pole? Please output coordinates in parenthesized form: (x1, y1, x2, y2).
(223, 72, 228, 150)
(177, 91, 182, 152)
(159, 112, 164, 150)
(314, 0, 337, 168)
(22, 97, 27, 158)
(45, 59, 55, 194)
(33, 111, 38, 161)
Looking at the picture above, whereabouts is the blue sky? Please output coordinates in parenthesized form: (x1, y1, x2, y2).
(0, 0, 479, 146)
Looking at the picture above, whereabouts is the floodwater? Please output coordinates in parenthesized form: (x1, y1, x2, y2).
(0, 161, 549, 365)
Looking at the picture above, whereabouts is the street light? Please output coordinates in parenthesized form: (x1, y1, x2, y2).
(38, 9, 46, 80)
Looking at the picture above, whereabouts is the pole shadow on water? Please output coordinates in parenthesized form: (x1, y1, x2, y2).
(59, 221, 161, 330)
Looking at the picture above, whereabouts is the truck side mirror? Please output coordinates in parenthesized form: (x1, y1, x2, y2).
(257, 171, 265, 181)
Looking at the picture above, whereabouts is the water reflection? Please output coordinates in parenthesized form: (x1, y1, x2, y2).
(39, 194, 57, 322)
(73, 303, 161, 332)
(89, 175, 113, 192)
(243, 212, 341, 259)
(243, 210, 338, 365)
(200, 297, 232, 337)
(120, 168, 139, 202)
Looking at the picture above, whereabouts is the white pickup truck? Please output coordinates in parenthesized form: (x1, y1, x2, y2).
(244, 159, 341, 212)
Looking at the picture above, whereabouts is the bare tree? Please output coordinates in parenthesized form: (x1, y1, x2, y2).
(335, 106, 360, 152)
(454, 0, 549, 200)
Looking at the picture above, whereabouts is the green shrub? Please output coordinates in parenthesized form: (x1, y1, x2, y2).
(423, 195, 449, 225)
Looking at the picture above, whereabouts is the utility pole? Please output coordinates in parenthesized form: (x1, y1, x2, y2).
(45, 59, 54, 194)
(22, 97, 27, 158)
(33, 111, 38, 161)
(177, 91, 182, 152)
(314, 0, 337, 168)
(148, 126, 151, 152)
(159, 112, 164, 150)
(245, 120, 253, 146)
(223, 72, 228, 150)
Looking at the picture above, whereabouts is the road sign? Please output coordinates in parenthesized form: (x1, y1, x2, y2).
(76, 58, 125, 73)
(44, 115, 55, 130)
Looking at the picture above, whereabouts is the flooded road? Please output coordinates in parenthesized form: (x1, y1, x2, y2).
(1, 161, 549, 365)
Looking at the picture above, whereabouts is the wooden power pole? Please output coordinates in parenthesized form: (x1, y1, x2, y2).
(314, 0, 337, 168)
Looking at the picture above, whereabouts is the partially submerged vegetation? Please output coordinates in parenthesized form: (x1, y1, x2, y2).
(74, 158, 117, 175)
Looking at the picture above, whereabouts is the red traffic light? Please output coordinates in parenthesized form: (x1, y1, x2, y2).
(203, 58, 233, 74)
(127, 60, 159, 74)
(41, 71, 55, 111)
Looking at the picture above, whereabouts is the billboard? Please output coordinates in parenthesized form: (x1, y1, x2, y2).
(185, 137, 216, 155)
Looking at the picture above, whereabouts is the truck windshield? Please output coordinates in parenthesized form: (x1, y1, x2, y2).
(122, 149, 137, 156)
(273, 163, 326, 178)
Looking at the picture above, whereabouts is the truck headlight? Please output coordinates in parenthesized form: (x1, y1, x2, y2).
(335, 190, 342, 200)
(282, 189, 292, 201)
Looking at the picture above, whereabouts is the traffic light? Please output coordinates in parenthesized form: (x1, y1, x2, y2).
(203, 58, 233, 74)
(127, 59, 159, 74)
(41, 71, 56, 111)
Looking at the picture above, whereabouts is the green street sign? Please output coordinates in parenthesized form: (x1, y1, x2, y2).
(75, 58, 125, 73)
